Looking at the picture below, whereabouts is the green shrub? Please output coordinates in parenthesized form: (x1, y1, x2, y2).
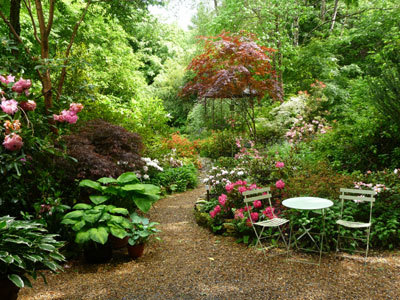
(200, 130, 239, 159)
(153, 164, 198, 193)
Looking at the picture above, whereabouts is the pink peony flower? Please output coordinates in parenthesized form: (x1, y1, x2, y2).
(218, 194, 227, 206)
(19, 100, 36, 111)
(12, 78, 32, 95)
(1, 99, 18, 115)
(253, 200, 262, 209)
(275, 161, 285, 168)
(69, 103, 84, 113)
(250, 212, 259, 222)
(276, 179, 285, 189)
(238, 186, 247, 194)
(3, 133, 23, 151)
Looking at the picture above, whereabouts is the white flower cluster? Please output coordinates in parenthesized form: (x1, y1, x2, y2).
(135, 157, 163, 180)
(202, 166, 247, 188)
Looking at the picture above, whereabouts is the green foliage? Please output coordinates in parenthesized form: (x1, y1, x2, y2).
(199, 130, 239, 159)
(78, 172, 160, 214)
(0, 216, 65, 288)
(127, 213, 160, 246)
(153, 164, 198, 194)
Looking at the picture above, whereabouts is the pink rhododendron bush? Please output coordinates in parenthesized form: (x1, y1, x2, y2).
(0, 74, 83, 215)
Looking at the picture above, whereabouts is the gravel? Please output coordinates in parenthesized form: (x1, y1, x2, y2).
(19, 187, 400, 300)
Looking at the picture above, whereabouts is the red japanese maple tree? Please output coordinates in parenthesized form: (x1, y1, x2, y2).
(181, 31, 282, 101)
(181, 31, 282, 138)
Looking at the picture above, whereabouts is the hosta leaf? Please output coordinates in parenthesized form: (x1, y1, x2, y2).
(0, 251, 9, 257)
(109, 207, 129, 215)
(39, 243, 56, 252)
(110, 227, 128, 239)
(89, 195, 109, 205)
(72, 220, 86, 231)
(21, 275, 32, 288)
(133, 197, 152, 213)
(73, 203, 92, 210)
(60, 218, 77, 225)
(42, 260, 59, 272)
(75, 230, 90, 244)
(98, 177, 117, 184)
(79, 179, 102, 191)
(89, 227, 108, 244)
(121, 184, 144, 192)
(82, 212, 102, 224)
(117, 172, 138, 184)
(0, 255, 13, 264)
(63, 210, 84, 219)
(8, 274, 24, 288)
(49, 252, 65, 262)
(11, 255, 24, 268)
(0, 220, 7, 229)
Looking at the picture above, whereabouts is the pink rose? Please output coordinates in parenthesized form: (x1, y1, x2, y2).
(1, 99, 18, 115)
(250, 212, 259, 222)
(276, 179, 285, 189)
(275, 161, 285, 168)
(253, 200, 262, 208)
(19, 100, 36, 111)
(218, 194, 227, 206)
(3, 133, 23, 151)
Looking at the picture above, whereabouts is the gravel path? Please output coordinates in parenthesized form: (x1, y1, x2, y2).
(20, 187, 400, 300)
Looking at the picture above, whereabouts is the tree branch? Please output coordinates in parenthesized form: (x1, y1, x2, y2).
(46, 0, 55, 36)
(0, 9, 31, 55)
(56, 0, 92, 101)
(23, 0, 40, 44)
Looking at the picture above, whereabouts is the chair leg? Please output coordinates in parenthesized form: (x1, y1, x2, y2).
(365, 227, 371, 264)
(336, 225, 341, 255)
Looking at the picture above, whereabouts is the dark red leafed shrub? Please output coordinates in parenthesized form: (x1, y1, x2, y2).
(62, 119, 145, 179)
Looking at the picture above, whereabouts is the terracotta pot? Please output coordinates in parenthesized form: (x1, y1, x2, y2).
(83, 242, 113, 264)
(0, 277, 20, 300)
(127, 243, 145, 259)
(109, 235, 129, 249)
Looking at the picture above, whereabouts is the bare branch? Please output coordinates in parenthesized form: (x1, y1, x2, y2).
(56, 0, 92, 101)
(23, 0, 40, 43)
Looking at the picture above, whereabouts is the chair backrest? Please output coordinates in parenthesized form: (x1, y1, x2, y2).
(339, 188, 375, 223)
(243, 187, 275, 216)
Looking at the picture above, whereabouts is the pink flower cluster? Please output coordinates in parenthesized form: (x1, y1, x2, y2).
(225, 180, 259, 194)
(3, 133, 23, 151)
(275, 161, 284, 168)
(218, 194, 227, 206)
(209, 205, 221, 218)
(53, 103, 84, 124)
(0, 75, 15, 85)
(275, 179, 285, 189)
(1, 99, 18, 115)
(286, 116, 331, 144)
(263, 206, 276, 219)
(12, 78, 32, 96)
(354, 181, 387, 194)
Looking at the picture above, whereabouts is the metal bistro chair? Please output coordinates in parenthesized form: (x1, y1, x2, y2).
(336, 188, 375, 262)
(243, 187, 289, 257)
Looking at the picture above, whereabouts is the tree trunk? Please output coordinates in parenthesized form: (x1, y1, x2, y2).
(330, 0, 339, 32)
(293, 15, 299, 47)
(9, 0, 21, 55)
(320, 0, 326, 22)
(213, 0, 218, 13)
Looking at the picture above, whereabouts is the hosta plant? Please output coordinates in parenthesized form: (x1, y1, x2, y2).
(0, 216, 65, 288)
(79, 172, 160, 214)
(61, 198, 130, 245)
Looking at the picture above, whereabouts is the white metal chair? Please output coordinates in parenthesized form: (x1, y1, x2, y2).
(336, 188, 375, 262)
(243, 187, 289, 257)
